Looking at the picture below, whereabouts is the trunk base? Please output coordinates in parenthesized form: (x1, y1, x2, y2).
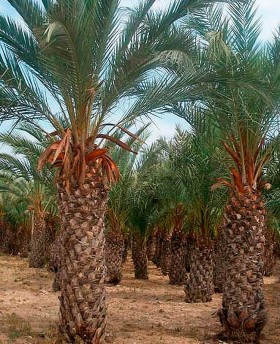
(184, 244, 214, 303)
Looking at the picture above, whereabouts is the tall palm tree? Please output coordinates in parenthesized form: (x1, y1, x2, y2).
(174, 1, 280, 341)
(0, 1, 222, 341)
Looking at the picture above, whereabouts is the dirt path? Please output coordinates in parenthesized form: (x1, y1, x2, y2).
(0, 254, 279, 343)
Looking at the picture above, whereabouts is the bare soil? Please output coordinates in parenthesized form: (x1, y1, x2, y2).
(0, 254, 279, 344)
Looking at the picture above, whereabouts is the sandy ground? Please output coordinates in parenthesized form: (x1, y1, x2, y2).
(0, 254, 279, 344)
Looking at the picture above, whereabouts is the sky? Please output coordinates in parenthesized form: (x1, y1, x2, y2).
(0, 0, 280, 141)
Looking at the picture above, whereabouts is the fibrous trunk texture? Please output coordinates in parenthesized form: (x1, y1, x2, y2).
(146, 232, 156, 261)
(45, 215, 58, 262)
(168, 227, 186, 285)
(0, 220, 15, 254)
(184, 243, 214, 303)
(263, 227, 276, 277)
(160, 232, 171, 276)
(219, 190, 267, 343)
(214, 227, 226, 293)
(29, 213, 46, 268)
(185, 233, 195, 273)
(49, 234, 62, 292)
(152, 229, 163, 267)
(105, 225, 124, 285)
(132, 233, 148, 280)
(58, 177, 108, 344)
(15, 226, 30, 257)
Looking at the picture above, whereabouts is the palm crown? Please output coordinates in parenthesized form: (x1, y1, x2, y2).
(0, 0, 224, 191)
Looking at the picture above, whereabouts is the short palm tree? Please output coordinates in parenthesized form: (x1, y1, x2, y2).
(0, 192, 29, 255)
(180, 127, 226, 302)
(105, 125, 149, 284)
(158, 125, 226, 295)
(0, 123, 56, 267)
(127, 142, 163, 280)
(0, 1, 221, 341)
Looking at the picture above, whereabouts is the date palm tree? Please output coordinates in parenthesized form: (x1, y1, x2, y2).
(174, 1, 280, 341)
(105, 125, 149, 284)
(0, 123, 57, 267)
(159, 125, 226, 296)
(0, 192, 30, 255)
(0, 1, 222, 341)
(127, 142, 163, 280)
(181, 127, 226, 302)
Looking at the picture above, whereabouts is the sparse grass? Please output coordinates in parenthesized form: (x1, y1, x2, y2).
(5, 313, 32, 341)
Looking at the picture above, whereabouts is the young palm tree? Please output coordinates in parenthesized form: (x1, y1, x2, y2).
(127, 143, 163, 280)
(160, 124, 225, 299)
(154, 133, 191, 285)
(0, 1, 221, 340)
(0, 192, 29, 255)
(0, 178, 51, 267)
(0, 124, 57, 267)
(105, 125, 148, 284)
(160, 125, 226, 297)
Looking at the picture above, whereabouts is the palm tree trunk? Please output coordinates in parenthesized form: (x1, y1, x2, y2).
(184, 242, 214, 303)
(185, 232, 195, 272)
(0, 220, 15, 254)
(219, 189, 267, 343)
(105, 225, 124, 285)
(168, 226, 186, 285)
(45, 215, 58, 262)
(152, 229, 163, 267)
(29, 213, 46, 268)
(160, 232, 171, 276)
(57, 177, 108, 344)
(214, 227, 226, 293)
(146, 232, 156, 261)
(132, 232, 148, 279)
(263, 227, 276, 277)
(49, 234, 62, 292)
(15, 225, 30, 257)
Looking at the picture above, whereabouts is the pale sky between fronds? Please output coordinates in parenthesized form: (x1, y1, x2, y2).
(0, 0, 280, 141)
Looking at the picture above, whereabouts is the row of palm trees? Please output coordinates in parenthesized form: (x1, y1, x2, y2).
(1, 0, 280, 343)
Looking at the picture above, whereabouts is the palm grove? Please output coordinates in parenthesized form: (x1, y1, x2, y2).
(0, 0, 280, 343)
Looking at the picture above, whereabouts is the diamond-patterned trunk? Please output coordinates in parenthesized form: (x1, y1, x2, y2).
(185, 232, 195, 272)
(168, 226, 186, 285)
(57, 177, 108, 344)
(29, 213, 46, 268)
(132, 232, 148, 280)
(105, 225, 125, 285)
(214, 227, 226, 293)
(185, 243, 214, 303)
(220, 189, 267, 343)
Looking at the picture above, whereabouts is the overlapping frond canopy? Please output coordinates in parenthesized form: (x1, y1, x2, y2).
(0, 0, 226, 189)
(172, 0, 280, 194)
